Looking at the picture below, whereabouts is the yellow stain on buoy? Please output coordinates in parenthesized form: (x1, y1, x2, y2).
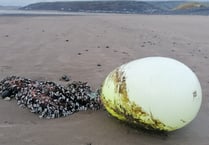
(101, 57, 202, 132)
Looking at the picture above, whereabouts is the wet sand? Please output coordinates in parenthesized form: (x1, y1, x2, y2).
(0, 14, 209, 145)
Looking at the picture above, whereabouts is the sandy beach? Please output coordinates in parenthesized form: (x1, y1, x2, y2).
(0, 14, 209, 145)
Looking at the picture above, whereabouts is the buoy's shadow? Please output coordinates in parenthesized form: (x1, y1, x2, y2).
(122, 120, 169, 138)
(106, 111, 170, 140)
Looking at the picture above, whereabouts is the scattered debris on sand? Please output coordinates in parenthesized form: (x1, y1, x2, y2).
(60, 74, 71, 82)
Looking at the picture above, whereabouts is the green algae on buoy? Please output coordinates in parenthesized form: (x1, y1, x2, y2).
(101, 57, 202, 132)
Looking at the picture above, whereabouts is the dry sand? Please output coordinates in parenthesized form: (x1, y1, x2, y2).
(0, 14, 209, 145)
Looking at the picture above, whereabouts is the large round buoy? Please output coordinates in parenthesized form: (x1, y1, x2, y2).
(101, 57, 202, 132)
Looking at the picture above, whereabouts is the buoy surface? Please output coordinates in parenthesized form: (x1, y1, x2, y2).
(101, 57, 202, 131)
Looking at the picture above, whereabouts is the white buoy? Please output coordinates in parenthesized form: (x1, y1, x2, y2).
(101, 57, 202, 131)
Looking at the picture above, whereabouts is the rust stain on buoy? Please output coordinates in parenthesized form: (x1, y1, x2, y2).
(101, 68, 174, 132)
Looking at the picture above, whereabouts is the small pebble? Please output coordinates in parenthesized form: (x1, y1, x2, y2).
(60, 75, 70, 82)
(4, 97, 11, 101)
(122, 52, 128, 54)
(97, 64, 102, 67)
(78, 53, 82, 55)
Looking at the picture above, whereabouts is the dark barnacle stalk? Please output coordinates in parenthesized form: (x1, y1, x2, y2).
(0, 76, 101, 119)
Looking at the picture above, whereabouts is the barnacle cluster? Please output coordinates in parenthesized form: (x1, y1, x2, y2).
(0, 76, 101, 119)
